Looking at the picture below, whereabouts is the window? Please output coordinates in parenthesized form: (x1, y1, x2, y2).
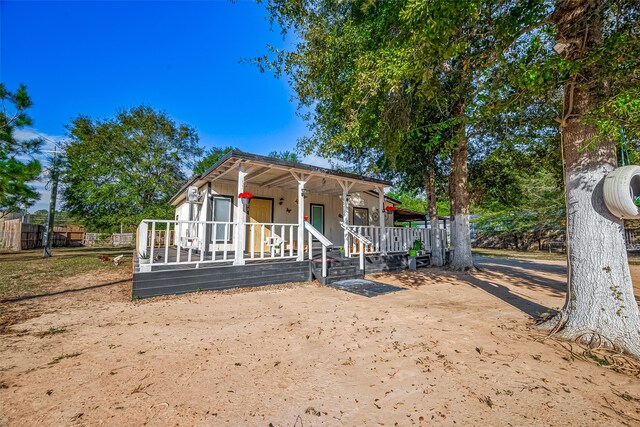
(213, 196, 233, 242)
(353, 207, 369, 226)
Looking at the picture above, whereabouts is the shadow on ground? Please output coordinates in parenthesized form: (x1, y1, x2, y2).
(0, 247, 134, 262)
(0, 279, 131, 304)
(387, 256, 567, 318)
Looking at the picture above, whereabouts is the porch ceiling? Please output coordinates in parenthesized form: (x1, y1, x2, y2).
(171, 151, 392, 205)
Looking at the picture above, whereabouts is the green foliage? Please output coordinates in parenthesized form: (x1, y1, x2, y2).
(387, 189, 450, 217)
(387, 189, 427, 213)
(0, 83, 43, 214)
(258, 1, 551, 211)
(193, 146, 237, 175)
(268, 150, 299, 162)
(61, 106, 201, 231)
(472, 163, 565, 237)
(29, 209, 80, 225)
(260, 0, 639, 239)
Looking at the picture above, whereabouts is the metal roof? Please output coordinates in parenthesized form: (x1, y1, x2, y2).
(170, 151, 393, 206)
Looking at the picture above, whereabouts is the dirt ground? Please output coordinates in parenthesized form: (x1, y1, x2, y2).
(2, 256, 640, 426)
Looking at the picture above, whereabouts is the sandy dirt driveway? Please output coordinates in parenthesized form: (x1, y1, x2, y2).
(1, 256, 640, 426)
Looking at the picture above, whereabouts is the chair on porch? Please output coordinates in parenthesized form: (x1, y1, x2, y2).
(286, 240, 309, 252)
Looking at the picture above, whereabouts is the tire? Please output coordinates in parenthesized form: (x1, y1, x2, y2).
(603, 165, 640, 219)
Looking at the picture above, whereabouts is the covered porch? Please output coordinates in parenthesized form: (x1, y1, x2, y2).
(135, 151, 441, 282)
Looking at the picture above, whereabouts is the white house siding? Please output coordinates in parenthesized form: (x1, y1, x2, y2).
(174, 181, 395, 248)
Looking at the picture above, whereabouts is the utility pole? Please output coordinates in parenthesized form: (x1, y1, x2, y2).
(43, 144, 59, 258)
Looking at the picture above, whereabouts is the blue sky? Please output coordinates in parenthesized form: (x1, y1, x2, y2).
(1, 0, 321, 211)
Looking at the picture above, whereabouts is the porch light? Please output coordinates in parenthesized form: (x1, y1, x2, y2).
(279, 197, 284, 205)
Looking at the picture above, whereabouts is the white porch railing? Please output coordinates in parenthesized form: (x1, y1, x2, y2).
(347, 226, 431, 256)
(341, 222, 372, 271)
(136, 219, 306, 271)
(245, 222, 301, 260)
(137, 219, 237, 270)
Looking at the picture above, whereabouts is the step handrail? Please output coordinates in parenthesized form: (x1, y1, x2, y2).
(304, 221, 333, 247)
(304, 221, 333, 278)
(341, 223, 373, 246)
(340, 221, 370, 271)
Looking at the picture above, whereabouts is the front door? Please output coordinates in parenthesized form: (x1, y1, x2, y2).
(248, 198, 273, 253)
(310, 204, 324, 239)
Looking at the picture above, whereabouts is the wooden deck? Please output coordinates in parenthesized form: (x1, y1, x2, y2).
(132, 247, 444, 299)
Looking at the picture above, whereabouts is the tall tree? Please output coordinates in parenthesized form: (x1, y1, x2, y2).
(61, 106, 201, 231)
(482, 0, 640, 355)
(0, 83, 43, 215)
(268, 150, 300, 162)
(194, 146, 237, 175)
(259, 0, 550, 270)
(543, 0, 640, 356)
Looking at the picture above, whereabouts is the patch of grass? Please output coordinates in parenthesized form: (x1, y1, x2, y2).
(48, 352, 81, 365)
(36, 326, 67, 338)
(585, 352, 611, 366)
(0, 246, 133, 299)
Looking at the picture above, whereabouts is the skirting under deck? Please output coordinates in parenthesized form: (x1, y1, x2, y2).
(133, 260, 311, 299)
(132, 252, 440, 299)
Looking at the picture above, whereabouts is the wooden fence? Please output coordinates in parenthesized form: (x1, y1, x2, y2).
(21, 223, 44, 249)
(0, 220, 85, 251)
(0, 219, 22, 251)
(112, 233, 135, 246)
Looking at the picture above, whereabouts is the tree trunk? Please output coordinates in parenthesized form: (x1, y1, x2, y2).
(425, 165, 444, 267)
(546, 0, 640, 357)
(449, 100, 474, 270)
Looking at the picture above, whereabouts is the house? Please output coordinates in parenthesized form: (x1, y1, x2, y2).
(133, 151, 445, 298)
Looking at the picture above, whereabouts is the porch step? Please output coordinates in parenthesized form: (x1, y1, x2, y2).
(310, 261, 364, 285)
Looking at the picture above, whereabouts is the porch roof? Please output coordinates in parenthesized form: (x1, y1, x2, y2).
(171, 151, 393, 206)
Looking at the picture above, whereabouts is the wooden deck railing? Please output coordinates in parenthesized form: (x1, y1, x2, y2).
(245, 222, 301, 260)
(347, 225, 431, 256)
(136, 219, 305, 271)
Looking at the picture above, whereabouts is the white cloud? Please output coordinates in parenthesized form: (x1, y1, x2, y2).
(11, 128, 65, 213)
(13, 128, 65, 151)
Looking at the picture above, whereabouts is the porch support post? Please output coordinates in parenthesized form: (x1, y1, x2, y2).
(339, 180, 354, 257)
(377, 186, 386, 254)
(233, 166, 248, 265)
(294, 172, 307, 261)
